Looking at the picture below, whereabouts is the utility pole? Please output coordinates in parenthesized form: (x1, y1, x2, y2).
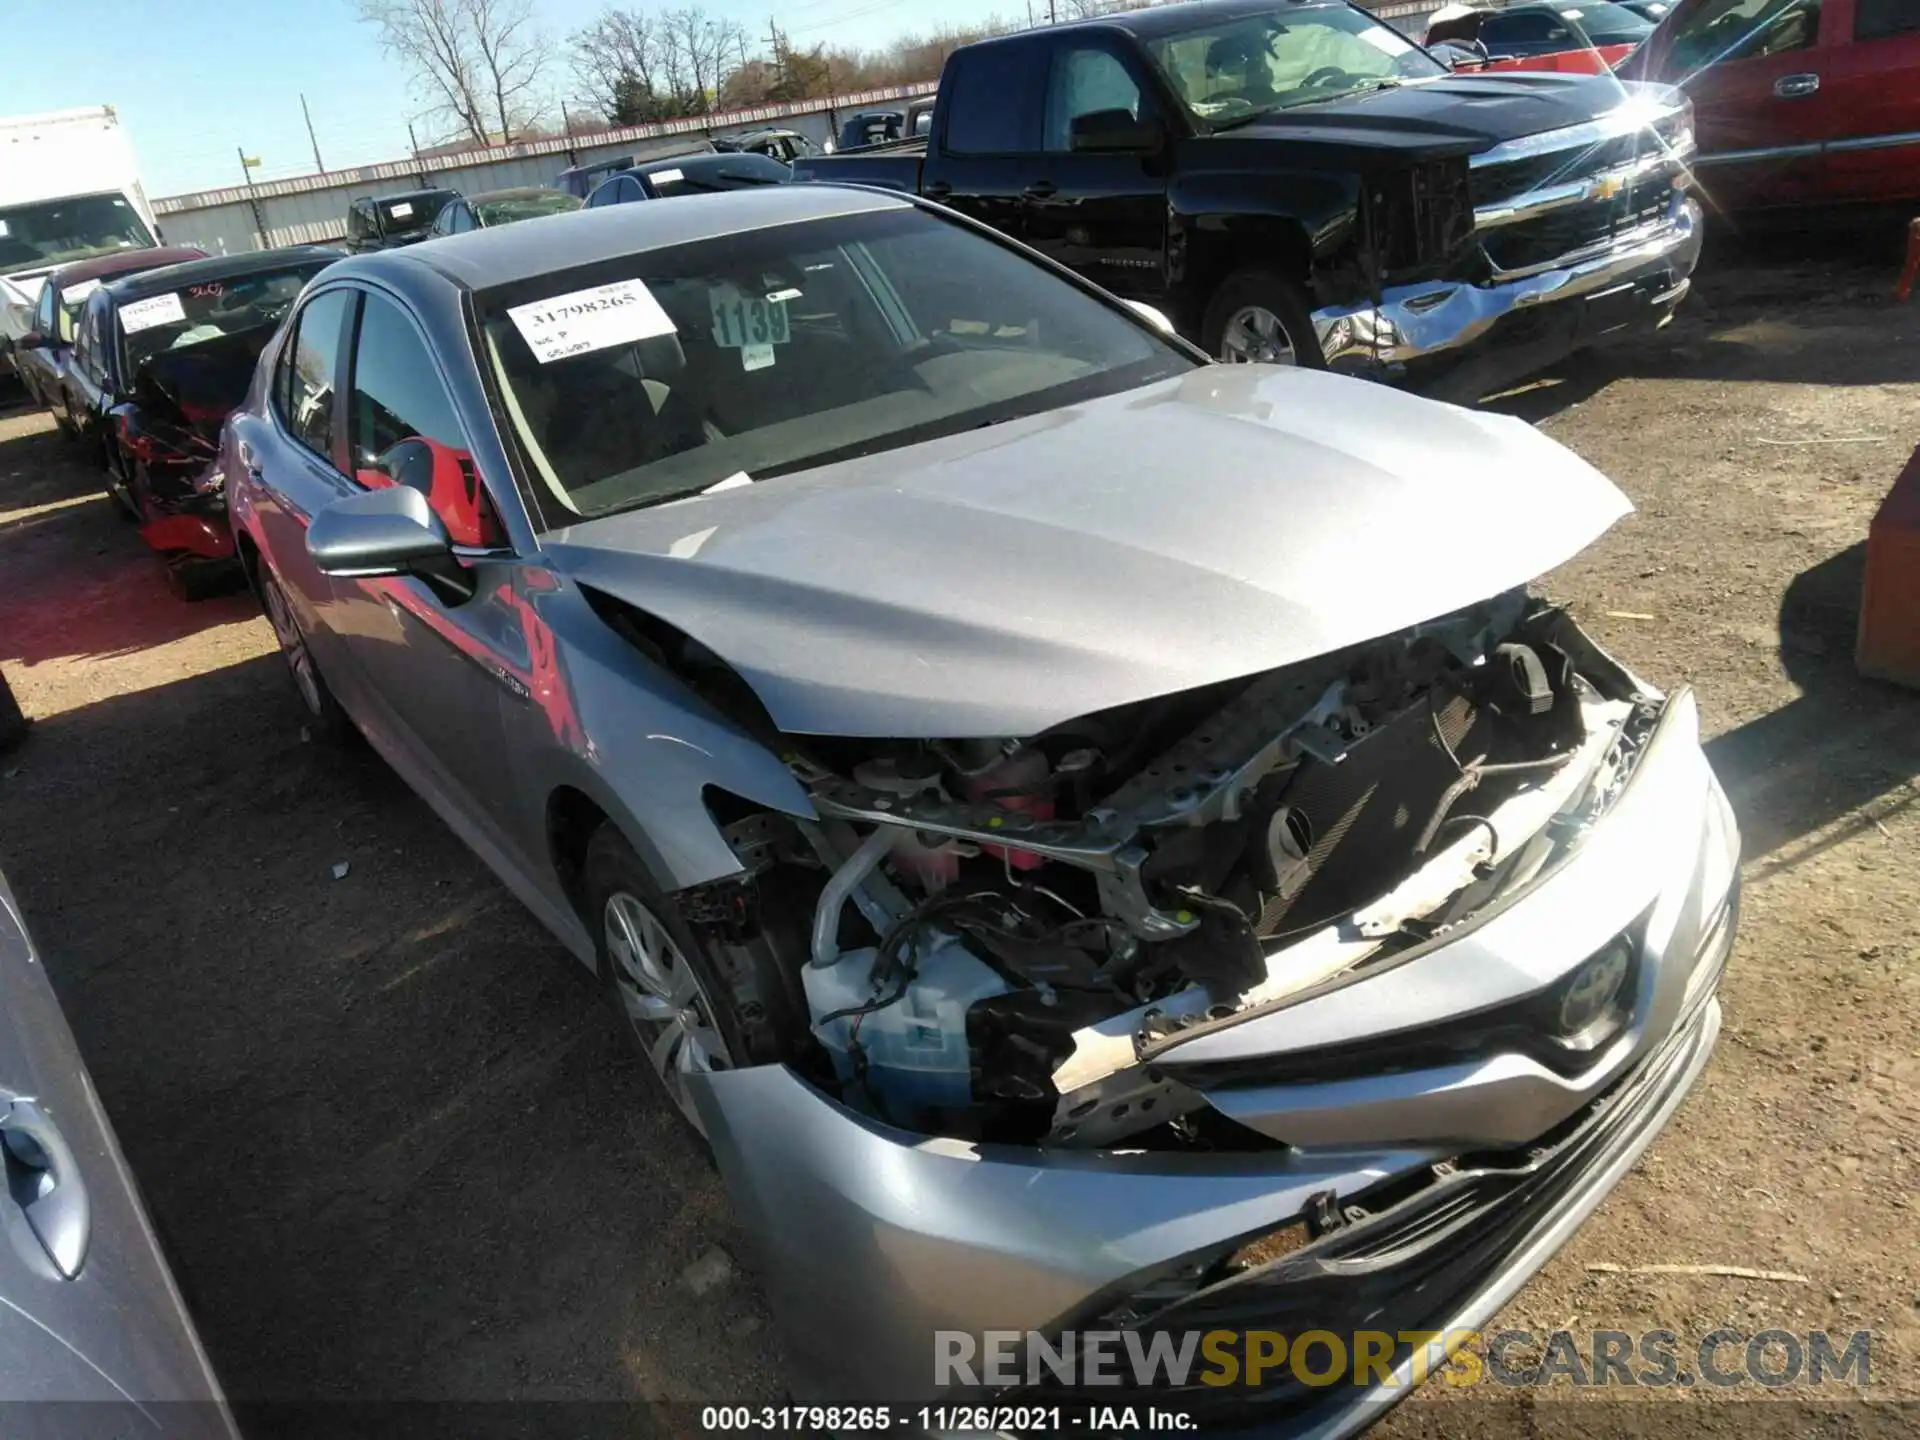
(236, 147, 267, 250)
(406, 120, 426, 187)
(560, 101, 578, 164)
(1047, 0, 1057, 22)
(300, 94, 326, 173)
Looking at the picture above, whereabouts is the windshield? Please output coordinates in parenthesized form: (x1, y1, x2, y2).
(475, 191, 583, 226)
(1146, 5, 1445, 123)
(647, 155, 793, 196)
(1554, 3, 1654, 42)
(0, 194, 155, 272)
(479, 207, 1190, 525)
(379, 193, 455, 234)
(120, 264, 328, 376)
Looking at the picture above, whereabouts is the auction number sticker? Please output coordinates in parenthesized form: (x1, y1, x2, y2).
(119, 292, 188, 334)
(507, 279, 677, 363)
(63, 278, 103, 304)
(389, 201, 415, 219)
(709, 282, 789, 371)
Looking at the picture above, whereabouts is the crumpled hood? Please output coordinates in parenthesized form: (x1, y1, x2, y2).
(546, 367, 1631, 738)
(1218, 75, 1666, 161)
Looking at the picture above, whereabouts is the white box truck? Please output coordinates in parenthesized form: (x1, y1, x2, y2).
(0, 106, 160, 379)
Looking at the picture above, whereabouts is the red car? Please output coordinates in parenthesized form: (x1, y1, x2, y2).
(1631, 0, 1920, 209)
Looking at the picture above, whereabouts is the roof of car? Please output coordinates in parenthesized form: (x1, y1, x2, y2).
(365, 187, 460, 203)
(53, 246, 209, 288)
(349, 183, 906, 292)
(102, 245, 342, 302)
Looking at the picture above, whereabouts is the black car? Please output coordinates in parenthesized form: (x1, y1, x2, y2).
(430, 186, 582, 236)
(583, 152, 792, 206)
(837, 110, 905, 151)
(64, 247, 338, 594)
(798, 0, 1700, 401)
(553, 147, 712, 199)
(344, 188, 460, 252)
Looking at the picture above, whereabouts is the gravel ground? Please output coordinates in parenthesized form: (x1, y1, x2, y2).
(1, 225, 1916, 1435)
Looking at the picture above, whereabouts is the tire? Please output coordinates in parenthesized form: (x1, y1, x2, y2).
(164, 557, 235, 603)
(0, 665, 28, 755)
(584, 824, 812, 1139)
(1201, 269, 1326, 369)
(257, 564, 355, 744)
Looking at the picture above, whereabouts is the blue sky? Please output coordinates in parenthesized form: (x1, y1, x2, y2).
(7, 0, 1008, 198)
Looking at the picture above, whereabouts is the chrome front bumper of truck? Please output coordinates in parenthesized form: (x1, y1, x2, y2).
(1311, 191, 1703, 392)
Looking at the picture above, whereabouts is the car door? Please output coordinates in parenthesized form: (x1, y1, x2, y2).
(0, 874, 239, 1430)
(17, 280, 60, 405)
(63, 297, 113, 449)
(1022, 38, 1172, 300)
(241, 285, 363, 699)
(1820, 0, 1920, 202)
(1649, 0, 1828, 207)
(920, 38, 1050, 242)
(323, 285, 528, 849)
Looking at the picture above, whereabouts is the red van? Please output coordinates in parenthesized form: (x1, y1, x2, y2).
(1634, 0, 1920, 209)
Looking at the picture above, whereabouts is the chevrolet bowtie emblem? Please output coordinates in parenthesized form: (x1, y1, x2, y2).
(1590, 175, 1626, 200)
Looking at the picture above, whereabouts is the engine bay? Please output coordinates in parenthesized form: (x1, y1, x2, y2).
(708, 588, 1660, 1149)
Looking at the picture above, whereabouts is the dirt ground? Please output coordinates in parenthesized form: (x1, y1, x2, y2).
(1, 222, 1917, 1437)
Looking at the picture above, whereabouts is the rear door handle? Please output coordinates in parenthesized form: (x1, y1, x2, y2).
(1, 1099, 90, 1279)
(923, 180, 953, 201)
(1023, 180, 1059, 200)
(237, 441, 264, 482)
(1774, 73, 1820, 98)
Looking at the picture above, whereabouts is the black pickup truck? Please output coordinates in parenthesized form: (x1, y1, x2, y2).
(795, 0, 1701, 398)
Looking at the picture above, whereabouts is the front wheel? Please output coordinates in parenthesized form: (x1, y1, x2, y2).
(1201, 270, 1325, 369)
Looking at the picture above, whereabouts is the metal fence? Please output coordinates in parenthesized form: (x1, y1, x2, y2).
(151, 83, 937, 255)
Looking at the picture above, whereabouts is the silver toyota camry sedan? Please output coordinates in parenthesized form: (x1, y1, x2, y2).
(223, 184, 1739, 1433)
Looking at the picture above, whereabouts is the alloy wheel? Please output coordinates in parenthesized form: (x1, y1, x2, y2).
(603, 890, 729, 1130)
(1218, 305, 1299, 366)
(260, 573, 324, 717)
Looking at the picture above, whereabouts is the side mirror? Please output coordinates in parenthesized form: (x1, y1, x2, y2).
(1123, 300, 1177, 336)
(16, 331, 46, 351)
(1071, 109, 1164, 153)
(307, 482, 475, 603)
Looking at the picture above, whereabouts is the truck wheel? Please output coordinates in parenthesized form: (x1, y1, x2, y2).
(1202, 271, 1324, 369)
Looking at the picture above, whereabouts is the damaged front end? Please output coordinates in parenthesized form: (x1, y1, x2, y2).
(687, 589, 1739, 1424)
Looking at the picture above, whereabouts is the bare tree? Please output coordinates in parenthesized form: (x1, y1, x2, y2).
(358, 0, 550, 145)
(570, 3, 750, 122)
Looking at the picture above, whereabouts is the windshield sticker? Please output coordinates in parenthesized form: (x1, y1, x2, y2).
(119, 292, 188, 334)
(709, 282, 791, 350)
(1360, 26, 1416, 53)
(0, 220, 8, 238)
(63, 278, 102, 304)
(742, 341, 775, 372)
(389, 201, 415, 219)
(507, 278, 677, 363)
(651, 167, 684, 186)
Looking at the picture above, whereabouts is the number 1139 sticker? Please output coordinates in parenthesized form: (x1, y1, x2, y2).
(709, 284, 791, 363)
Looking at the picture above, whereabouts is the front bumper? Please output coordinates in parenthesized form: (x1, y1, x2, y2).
(1313, 193, 1703, 403)
(691, 694, 1740, 1422)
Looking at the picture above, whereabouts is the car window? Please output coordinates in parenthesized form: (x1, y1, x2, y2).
(34, 283, 57, 336)
(1560, 3, 1654, 42)
(1855, 0, 1920, 39)
(1483, 11, 1566, 44)
(282, 289, 353, 462)
(118, 264, 324, 379)
(1044, 46, 1149, 151)
(1664, 0, 1819, 67)
(944, 44, 1047, 152)
(348, 292, 501, 547)
(476, 205, 1191, 527)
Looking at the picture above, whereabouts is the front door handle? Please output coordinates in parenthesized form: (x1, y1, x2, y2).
(1774, 72, 1820, 98)
(1023, 180, 1059, 200)
(1, 1099, 90, 1279)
